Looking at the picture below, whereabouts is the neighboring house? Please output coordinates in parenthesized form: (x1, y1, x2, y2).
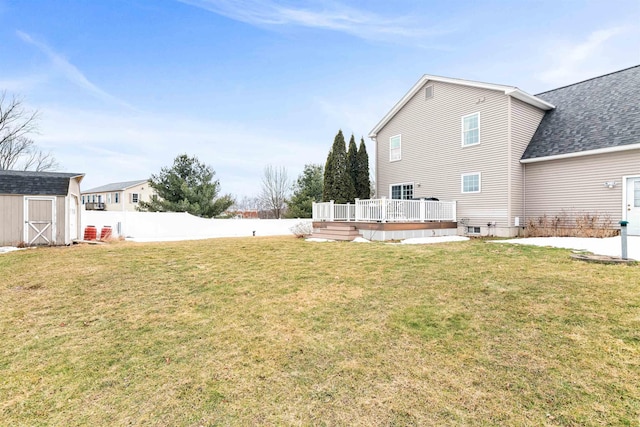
(369, 65, 640, 237)
(81, 180, 156, 212)
(0, 170, 84, 246)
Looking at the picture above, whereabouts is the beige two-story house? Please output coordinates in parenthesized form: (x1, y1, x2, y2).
(370, 66, 640, 237)
(82, 179, 156, 212)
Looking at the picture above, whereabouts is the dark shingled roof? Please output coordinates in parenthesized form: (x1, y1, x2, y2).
(0, 170, 84, 196)
(522, 65, 640, 160)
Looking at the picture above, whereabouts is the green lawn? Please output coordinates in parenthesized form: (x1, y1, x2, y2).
(1, 237, 639, 426)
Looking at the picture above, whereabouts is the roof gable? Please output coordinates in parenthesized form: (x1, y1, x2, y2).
(0, 170, 84, 196)
(522, 65, 640, 160)
(369, 74, 554, 138)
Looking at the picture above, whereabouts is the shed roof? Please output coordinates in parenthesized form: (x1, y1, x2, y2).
(0, 170, 84, 196)
(82, 179, 148, 193)
(522, 65, 640, 161)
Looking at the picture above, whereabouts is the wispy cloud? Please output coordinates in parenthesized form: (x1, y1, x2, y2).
(16, 30, 136, 110)
(536, 26, 632, 86)
(178, 0, 452, 43)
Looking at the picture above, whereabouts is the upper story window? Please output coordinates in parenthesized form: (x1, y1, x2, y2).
(461, 173, 481, 193)
(107, 193, 112, 204)
(462, 112, 480, 147)
(131, 193, 140, 203)
(114, 192, 120, 203)
(390, 135, 401, 162)
(391, 183, 413, 199)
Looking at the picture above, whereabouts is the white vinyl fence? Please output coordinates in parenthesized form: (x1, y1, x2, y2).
(313, 198, 456, 222)
(82, 211, 311, 242)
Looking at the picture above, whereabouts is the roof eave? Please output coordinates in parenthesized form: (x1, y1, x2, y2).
(504, 89, 555, 110)
(521, 143, 640, 163)
(369, 74, 555, 138)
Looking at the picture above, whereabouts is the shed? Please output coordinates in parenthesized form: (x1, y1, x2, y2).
(0, 170, 85, 246)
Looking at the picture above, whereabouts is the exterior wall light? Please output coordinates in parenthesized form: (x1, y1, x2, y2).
(604, 181, 618, 188)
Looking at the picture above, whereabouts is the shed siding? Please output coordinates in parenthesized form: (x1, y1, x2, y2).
(524, 150, 640, 223)
(376, 80, 510, 227)
(0, 195, 24, 245)
(509, 98, 546, 224)
(56, 196, 65, 244)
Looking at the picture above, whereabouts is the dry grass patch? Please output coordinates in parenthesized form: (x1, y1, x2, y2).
(1, 237, 639, 426)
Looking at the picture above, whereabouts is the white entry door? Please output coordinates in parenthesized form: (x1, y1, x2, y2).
(626, 177, 640, 236)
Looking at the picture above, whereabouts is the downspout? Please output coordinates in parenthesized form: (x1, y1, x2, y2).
(507, 96, 512, 231)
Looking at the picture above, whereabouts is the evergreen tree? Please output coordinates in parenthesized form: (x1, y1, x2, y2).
(346, 134, 358, 202)
(286, 164, 323, 218)
(138, 154, 234, 218)
(356, 137, 371, 199)
(322, 130, 351, 203)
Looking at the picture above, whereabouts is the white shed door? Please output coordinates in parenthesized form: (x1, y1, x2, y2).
(24, 197, 56, 245)
(626, 177, 640, 236)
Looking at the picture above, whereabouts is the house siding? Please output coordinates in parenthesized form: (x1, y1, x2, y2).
(83, 182, 155, 212)
(376, 80, 511, 231)
(0, 195, 24, 245)
(509, 98, 546, 226)
(524, 150, 640, 225)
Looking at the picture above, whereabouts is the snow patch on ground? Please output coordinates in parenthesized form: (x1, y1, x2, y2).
(400, 236, 470, 245)
(352, 237, 371, 243)
(0, 247, 25, 254)
(305, 237, 335, 242)
(493, 236, 639, 261)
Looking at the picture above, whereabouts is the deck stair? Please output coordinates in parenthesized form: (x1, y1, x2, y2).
(311, 223, 361, 241)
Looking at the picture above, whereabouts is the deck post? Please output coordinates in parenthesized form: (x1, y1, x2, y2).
(452, 201, 457, 222)
(420, 200, 426, 222)
(329, 200, 334, 222)
(354, 198, 360, 222)
(381, 196, 387, 223)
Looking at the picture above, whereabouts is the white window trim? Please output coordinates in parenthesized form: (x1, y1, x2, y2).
(461, 112, 480, 147)
(461, 172, 481, 194)
(389, 182, 414, 199)
(389, 134, 402, 162)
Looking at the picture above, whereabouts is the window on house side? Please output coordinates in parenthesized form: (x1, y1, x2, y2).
(391, 183, 413, 199)
(131, 193, 139, 203)
(390, 135, 401, 161)
(107, 194, 112, 204)
(462, 112, 480, 146)
(467, 226, 481, 234)
(461, 173, 481, 193)
(115, 192, 120, 203)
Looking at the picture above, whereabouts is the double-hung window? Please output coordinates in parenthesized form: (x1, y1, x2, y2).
(391, 183, 413, 199)
(462, 112, 480, 146)
(389, 135, 401, 161)
(461, 173, 481, 193)
(131, 193, 140, 203)
(114, 192, 120, 203)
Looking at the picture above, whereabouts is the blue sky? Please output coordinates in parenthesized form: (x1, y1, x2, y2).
(1, 0, 638, 197)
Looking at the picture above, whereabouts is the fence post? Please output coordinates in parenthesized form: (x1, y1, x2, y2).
(420, 200, 426, 222)
(312, 202, 316, 220)
(329, 200, 334, 222)
(452, 201, 457, 222)
(354, 198, 360, 222)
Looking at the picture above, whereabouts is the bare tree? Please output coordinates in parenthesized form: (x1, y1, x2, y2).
(259, 165, 291, 219)
(0, 91, 58, 171)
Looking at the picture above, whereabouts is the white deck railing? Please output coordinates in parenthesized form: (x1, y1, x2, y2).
(312, 198, 456, 222)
